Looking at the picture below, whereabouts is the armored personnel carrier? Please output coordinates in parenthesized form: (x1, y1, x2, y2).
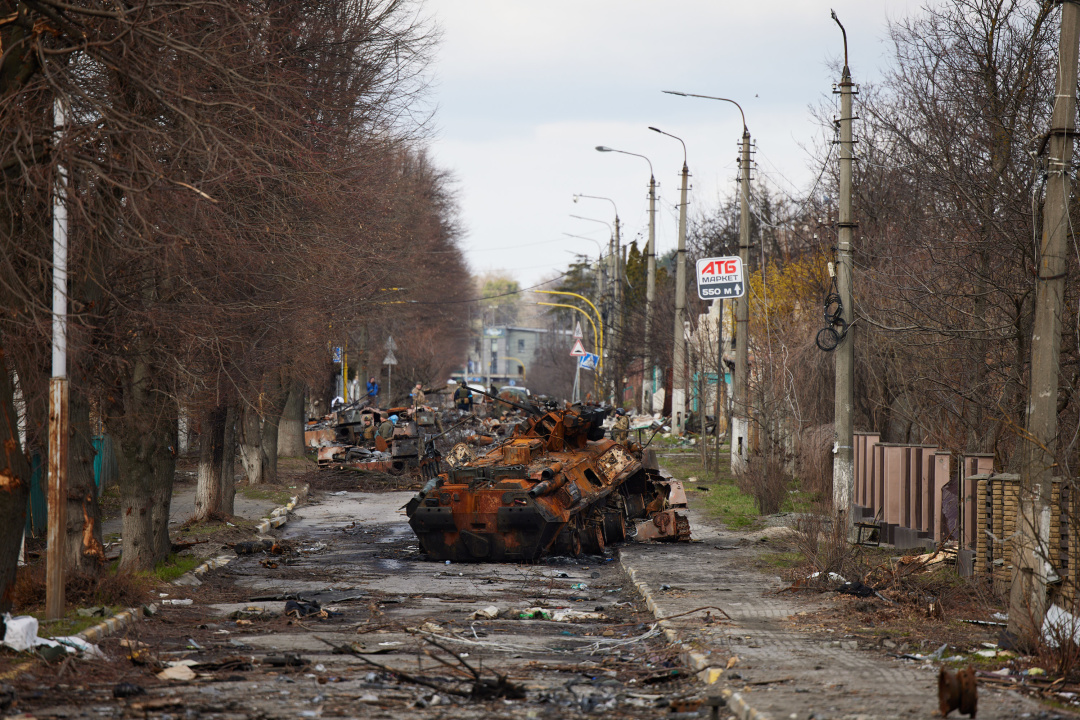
(406, 402, 689, 562)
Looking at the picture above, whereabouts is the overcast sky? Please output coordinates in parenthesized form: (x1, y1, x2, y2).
(423, 1, 928, 288)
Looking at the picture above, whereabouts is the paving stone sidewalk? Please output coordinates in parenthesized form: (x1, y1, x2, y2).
(619, 508, 1051, 720)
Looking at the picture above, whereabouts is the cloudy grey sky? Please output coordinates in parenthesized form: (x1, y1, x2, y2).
(424, 1, 926, 287)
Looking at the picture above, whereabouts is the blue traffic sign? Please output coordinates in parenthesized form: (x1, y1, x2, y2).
(578, 353, 599, 371)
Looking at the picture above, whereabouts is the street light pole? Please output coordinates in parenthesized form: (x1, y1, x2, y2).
(47, 98, 69, 621)
(562, 232, 606, 304)
(572, 196, 621, 404)
(649, 126, 689, 435)
(596, 146, 657, 414)
(663, 91, 751, 470)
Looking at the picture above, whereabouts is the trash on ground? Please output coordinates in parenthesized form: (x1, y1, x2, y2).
(112, 683, 145, 699)
(157, 665, 196, 681)
(234, 540, 277, 555)
(1042, 603, 1080, 647)
(2, 614, 104, 658)
(76, 606, 107, 618)
(808, 571, 846, 583)
(471, 606, 500, 620)
(550, 609, 606, 622)
(837, 581, 876, 598)
(263, 654, 309, 667)
(285, 600, 328, 619)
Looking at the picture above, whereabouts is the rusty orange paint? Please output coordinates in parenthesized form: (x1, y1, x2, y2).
(0, 469, 21, 491)
(407, 406, 690, 562)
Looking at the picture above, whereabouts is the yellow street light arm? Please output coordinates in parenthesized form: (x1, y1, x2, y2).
(535, 290, 604, 365)
(535, 301, 602, 377)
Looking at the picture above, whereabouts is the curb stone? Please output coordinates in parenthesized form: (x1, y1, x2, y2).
(619, 552, 773, 720)
(177, 483, 310, 585)
(76, 606, 142, 644)
(74, 484, 314, 646)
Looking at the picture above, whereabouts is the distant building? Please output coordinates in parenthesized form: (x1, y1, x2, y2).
(458, 325, 569, 388)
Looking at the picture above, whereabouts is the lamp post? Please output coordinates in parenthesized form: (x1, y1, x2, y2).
(562, 232, 607, 303)
(596, 146, 657, 415)
(663, 91, 751, 471)
(570, 207, 620, 403)
(648, 126, 689, 435)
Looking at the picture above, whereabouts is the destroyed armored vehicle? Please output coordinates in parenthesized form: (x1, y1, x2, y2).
(406, 401, 689, 562)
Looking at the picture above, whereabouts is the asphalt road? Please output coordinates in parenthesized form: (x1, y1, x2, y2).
(15, 489, 699, 719)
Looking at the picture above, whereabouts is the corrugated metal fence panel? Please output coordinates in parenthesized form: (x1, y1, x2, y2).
(92, 434, 117, 493)
(25, 453, 45, 537)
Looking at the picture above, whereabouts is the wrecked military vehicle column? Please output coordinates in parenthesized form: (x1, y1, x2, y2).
(406, 398, 690, 562)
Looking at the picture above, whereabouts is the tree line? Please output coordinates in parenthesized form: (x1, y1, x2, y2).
(0, 0, 469, 611)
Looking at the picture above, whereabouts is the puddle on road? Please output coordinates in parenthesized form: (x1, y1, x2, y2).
(376, 558, 405, 571)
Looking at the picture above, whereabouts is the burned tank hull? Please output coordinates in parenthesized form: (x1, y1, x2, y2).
(406, 406, 689, 562)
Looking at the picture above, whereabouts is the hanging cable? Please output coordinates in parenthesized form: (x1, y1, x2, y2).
(815, 262, 849, 352)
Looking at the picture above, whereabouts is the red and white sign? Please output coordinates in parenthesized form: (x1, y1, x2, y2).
(696, 256, 745, 300)
(569, 338, 587, 357)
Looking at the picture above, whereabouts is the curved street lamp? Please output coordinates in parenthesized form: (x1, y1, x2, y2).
(648, 126, 690, 435)
(662, 91, 751, 468)
(596, 146, 657, 413)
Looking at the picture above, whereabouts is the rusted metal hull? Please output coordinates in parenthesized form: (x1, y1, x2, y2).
(406, 407, 689, 562)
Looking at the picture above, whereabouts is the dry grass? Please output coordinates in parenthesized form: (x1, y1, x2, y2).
(13, 566, 150, 613)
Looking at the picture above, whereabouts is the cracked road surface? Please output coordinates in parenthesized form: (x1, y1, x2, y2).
(14, 490, 695, 719)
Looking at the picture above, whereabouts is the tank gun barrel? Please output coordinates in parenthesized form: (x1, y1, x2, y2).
(469, 386, 543, 416)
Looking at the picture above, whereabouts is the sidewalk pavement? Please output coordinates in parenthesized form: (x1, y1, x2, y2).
(619, 508, 1048, 720)
(100, 479, 281, 541)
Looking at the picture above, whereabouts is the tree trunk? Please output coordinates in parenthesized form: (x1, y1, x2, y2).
(277, 381, 305, 457)
(65, 382, 104, 572)
(239, 402, 265, 485)
(259, 371, 285, 485)
(194, 405, 227, 520)
(261, 413, 279, 484)
(0, 350, 32, 613)
(221, 402, 236, 510)
(108, 356, 177, 571)
(150, 417, 177, 560)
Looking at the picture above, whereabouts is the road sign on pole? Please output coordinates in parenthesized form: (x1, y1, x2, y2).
(695, 256, 745, 300)
(385, 335, 397, 351)
(332, 346, 342, 363)
(383, 349, 398, 366)
(573, 321, 584, 339)
(570, 339, 587, 357)
(578, 353, 599, 371)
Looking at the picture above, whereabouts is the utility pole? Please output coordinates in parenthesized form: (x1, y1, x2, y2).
(612, 215, 621, 405)
(832, 10, 856, 540)
(644, 174, 657, 414)
(732, 127, 752, 472)
(593, 146, 656, 414)
(659, 92, 750, 464)
(1010, 0, 1080, 642)
(47, 98, 69, 621)
(644, 130, 690, 436)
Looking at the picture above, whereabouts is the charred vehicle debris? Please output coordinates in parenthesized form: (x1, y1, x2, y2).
(304, 386, 690, 561)
(405, 390, 691, 562)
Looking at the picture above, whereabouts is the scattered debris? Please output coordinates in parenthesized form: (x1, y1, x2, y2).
(157, 664, 197, 681)
(321, 636, 526, 700)
(285, 600, 328, 619)
(111, 683, 145, 699)
(407, 404, 691, 562)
